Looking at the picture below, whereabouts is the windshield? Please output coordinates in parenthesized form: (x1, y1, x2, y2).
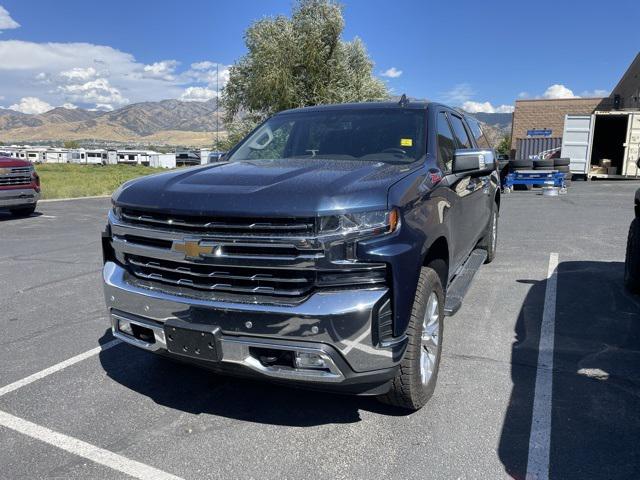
(228, 109, 426, 164)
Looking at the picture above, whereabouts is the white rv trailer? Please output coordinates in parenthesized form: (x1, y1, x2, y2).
(117, 150, 158, 165)
(45, 148, 71, 163)
(24, 147, 47, 163)
(68, 149, 87, 164)
(85, 149, 108, 165)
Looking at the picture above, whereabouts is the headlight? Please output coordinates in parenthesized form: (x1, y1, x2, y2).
(111, 203, 122, 220)
(319, 208, 399, 236)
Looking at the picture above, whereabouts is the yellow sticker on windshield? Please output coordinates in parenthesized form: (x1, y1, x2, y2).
(400, 138, 413, 147)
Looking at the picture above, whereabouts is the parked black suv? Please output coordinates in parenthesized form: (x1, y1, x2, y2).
(102, 100, 500, 410)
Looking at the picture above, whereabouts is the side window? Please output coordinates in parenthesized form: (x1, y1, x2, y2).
(449, 114, 472, 149)
(466, 116, 492, 149)
(436, 112, 456, 172)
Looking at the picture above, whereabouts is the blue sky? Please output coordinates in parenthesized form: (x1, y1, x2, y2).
(0, 0, 638, 114)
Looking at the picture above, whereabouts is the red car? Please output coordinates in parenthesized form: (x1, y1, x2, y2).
(0, 155, 40, 217)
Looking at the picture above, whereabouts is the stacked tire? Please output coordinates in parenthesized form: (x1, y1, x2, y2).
(533, 159, 554, 170)
(508, 159, 533, 190)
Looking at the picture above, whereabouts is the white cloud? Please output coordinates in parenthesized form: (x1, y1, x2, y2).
(183, 62, 230, 88)
(143, 60, 178, 80)
(60, 66, 97, 82)
(61, 102, 78, 109)
(0, 40, 228, 110)
(380, 67, 402, 78)
(190, 61, 216, 71)
(58, 78, 128, 105)
(518, 92, 529, 99)
(9, 96, 53, 114)
(442, 83, 475, 105)
(462, 101, 514, 114)
(180, 86, 217, 102)
(542, 84, 578, 99)
(92, 103, 114, 112)
(0, 6, 19, 31)
(580, 89, 609, 98)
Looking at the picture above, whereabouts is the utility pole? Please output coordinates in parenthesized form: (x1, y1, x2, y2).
(215, 63, 219, 150)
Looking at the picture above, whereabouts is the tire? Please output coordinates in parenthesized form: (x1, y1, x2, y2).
(9, 205, 36, 217)
(478, 207, 498, 263)
(510, 159, 533, 169)
(555, 165, 570, 173)
(554, 157, 570, 167)
(625, 218, 640, 294)
(379, 267, 444, 411)
(534, 159, 554, 169)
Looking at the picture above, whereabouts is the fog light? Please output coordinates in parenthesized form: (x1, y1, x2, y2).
(294, 352, 327, 369)
(118, 319, 133, 336)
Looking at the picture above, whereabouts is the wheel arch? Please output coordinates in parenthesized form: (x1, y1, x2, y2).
(423, 236, 450, 290)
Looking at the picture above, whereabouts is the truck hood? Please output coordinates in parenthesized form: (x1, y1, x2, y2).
(0, 156, 33, 168)
(114, 158, 419, 217)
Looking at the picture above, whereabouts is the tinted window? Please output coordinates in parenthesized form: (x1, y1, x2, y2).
(466, 116, 492, 149)
(449, 114, 472, 149)
(436, 112, 456, 172)
(229, 109, 427, 164)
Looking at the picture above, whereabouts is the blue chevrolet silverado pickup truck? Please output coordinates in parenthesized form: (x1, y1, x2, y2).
(102, 100, 500, 410)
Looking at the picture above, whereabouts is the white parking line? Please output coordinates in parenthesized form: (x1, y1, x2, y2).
(0, 409, 183, 480)
(0, 339, 120, 398)
(526, 252, 559, 480)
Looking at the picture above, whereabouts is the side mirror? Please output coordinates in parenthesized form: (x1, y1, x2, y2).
(452, 149, 495, 173)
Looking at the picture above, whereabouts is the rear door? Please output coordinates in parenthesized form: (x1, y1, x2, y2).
(624, 113, 640, 178)
(561, 115, 593, 174)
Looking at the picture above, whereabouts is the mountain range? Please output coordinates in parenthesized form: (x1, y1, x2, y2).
(0, 98, 512, 148)
(0, 99, 223, 147)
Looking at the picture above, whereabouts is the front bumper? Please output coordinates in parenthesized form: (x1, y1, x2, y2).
(0, 188, 39, 208)
(103, 262, 407, 394)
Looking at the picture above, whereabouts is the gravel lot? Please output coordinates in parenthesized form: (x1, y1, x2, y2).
(1, 182, 639, 480)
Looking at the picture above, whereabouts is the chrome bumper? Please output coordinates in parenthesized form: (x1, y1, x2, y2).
(103, 262, 405, 383)
(0, 188, 39, 208)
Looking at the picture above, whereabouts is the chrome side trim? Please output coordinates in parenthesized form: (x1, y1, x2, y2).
(110, 312, 344, 382)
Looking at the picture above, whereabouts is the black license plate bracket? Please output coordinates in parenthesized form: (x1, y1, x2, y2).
(164, 319, 222, 362)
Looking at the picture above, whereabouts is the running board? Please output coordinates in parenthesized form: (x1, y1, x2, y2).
(444, 249, 487, 316)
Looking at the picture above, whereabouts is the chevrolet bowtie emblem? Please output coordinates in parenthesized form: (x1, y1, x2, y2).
(173, 239, 215, 259)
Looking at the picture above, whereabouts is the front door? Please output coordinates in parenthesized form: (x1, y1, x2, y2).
(434, 111, 478, 270)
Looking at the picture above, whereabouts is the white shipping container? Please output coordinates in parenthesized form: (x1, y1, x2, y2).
(561, 111, 640, 179)
(149, 153, 176, 169)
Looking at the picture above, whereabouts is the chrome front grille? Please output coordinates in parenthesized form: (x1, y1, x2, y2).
(109, 209, 387, 300)
(121, 208, 316, 236)
(0, 167, 32, 186)
(127, 255, 316, 296)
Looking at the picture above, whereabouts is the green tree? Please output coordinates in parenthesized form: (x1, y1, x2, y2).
(63, 140, 80, 149)
(221, 0, 388, 148)
(496, 135, 511, 155)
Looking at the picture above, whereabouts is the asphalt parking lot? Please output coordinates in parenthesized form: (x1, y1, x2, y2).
(1, 182, 640, 480)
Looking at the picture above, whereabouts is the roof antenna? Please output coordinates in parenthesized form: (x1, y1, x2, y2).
(398, 94, 409, 107)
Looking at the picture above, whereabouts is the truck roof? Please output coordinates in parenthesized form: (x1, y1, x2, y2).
(279, 100, 436, 115)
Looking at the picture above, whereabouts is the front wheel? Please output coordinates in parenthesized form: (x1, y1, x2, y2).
(378, 267, 444, 411)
